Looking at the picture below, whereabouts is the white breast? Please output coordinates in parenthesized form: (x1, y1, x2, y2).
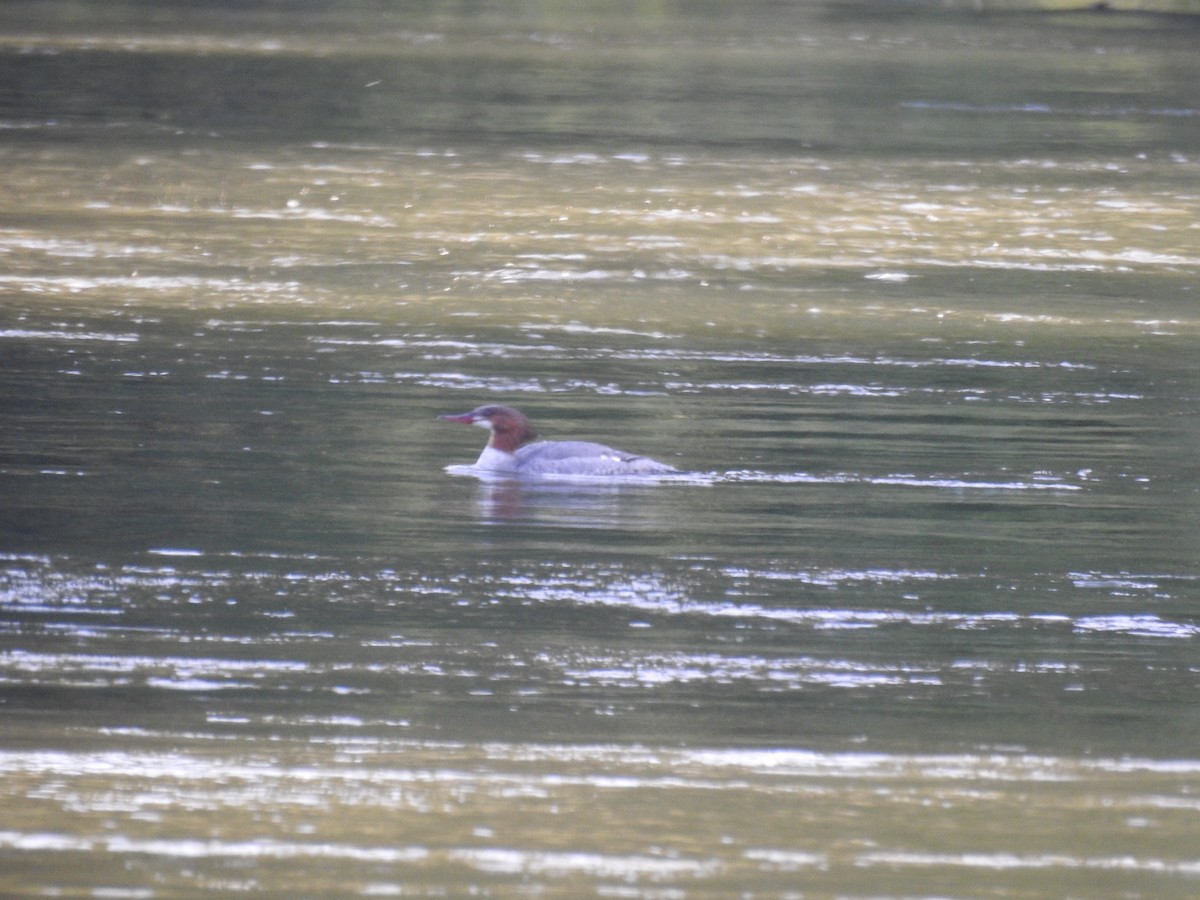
(474, 445, 518, 471)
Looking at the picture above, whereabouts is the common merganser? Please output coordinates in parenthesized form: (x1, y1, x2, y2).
(438, 404, 678, 476)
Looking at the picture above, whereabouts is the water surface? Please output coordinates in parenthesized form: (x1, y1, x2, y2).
(1, 1, 1198, 896)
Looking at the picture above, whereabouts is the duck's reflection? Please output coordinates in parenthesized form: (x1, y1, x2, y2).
(448, 466, 675, 528)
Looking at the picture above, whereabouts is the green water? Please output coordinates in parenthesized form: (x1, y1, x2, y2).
(1, 1, 1198, 896)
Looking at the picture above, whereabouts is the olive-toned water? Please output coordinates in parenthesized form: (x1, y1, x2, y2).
(2, 1, 1199, 896)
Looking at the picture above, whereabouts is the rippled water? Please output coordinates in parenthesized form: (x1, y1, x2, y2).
(2, 0, 1199, 896)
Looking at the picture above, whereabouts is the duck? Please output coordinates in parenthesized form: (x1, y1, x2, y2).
(438, 404, 678, 476)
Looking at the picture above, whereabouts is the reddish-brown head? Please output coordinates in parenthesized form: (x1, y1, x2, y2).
(437, 404, 540, 453)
